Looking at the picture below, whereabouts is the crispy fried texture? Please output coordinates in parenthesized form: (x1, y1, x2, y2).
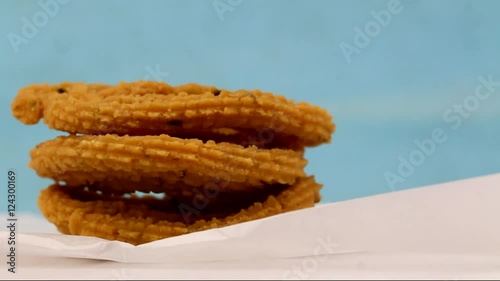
(29, 134, 307, 190)
(11, 83, 108, 125)
(13, 80, 334, 244)
(11, 81, 218, 125)
(12, 81, 335, 147)
(38, 176, 322, 245)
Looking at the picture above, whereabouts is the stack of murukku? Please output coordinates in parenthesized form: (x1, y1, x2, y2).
(11, 81, 335, 245)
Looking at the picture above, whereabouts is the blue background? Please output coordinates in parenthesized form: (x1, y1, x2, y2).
(1, 0, 499, 214)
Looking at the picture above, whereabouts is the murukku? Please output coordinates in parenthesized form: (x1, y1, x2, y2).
(12, 80, 335, 245)
(38, 176, 322, 245)
(29, 134, 307, 189)
(12, 81, 335, 147)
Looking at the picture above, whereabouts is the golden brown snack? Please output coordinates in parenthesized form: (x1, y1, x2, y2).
(29, 134, 308, 190)
(38, 176, 322, 245)
(12, 81, 335, 147)
(11, 81, 220, 124)
(11, 81, 221, 124)
(11, 83, 108, 125)
(13, 80, 334, 245)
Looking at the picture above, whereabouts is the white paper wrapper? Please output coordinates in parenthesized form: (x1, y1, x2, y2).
(3, 173, 500, 264)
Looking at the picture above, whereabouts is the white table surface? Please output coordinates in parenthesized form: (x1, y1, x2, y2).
(2, 173, 500, 280)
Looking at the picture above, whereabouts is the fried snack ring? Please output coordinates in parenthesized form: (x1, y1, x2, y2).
(30, 134, 307, 190)
(11, 81, 217, 125)
(12, 81, 335, 147)
(38, 176, 322, 245)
